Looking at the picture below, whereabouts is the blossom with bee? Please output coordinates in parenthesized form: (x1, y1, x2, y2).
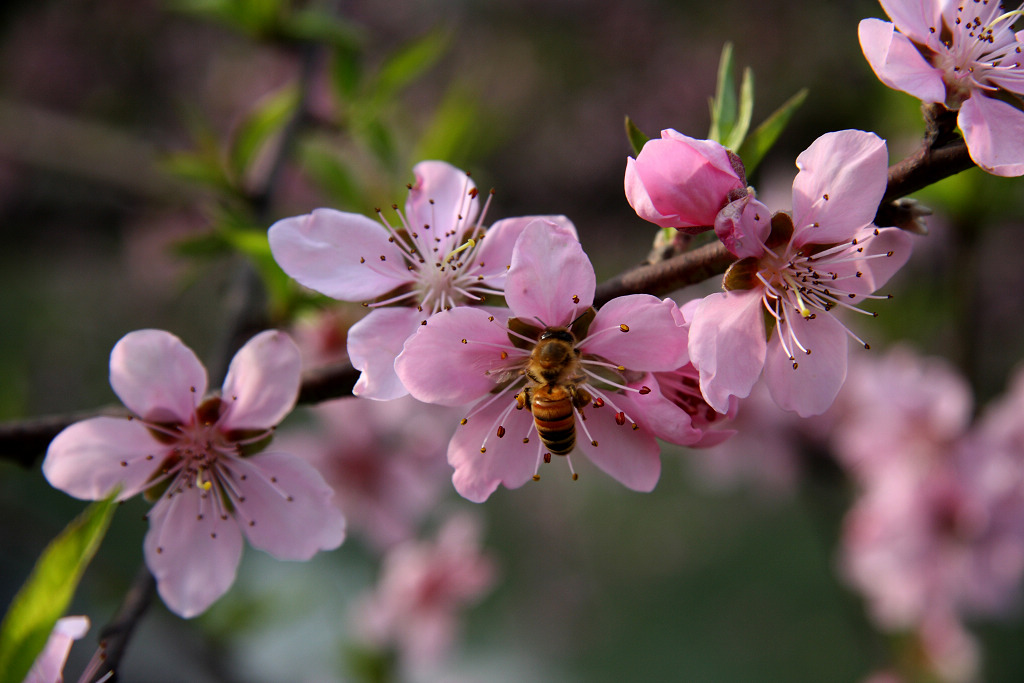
(688, 129, 913, 417)
(859, 0, 1024, 176)
(394, 219, 703, 502)
(42, 329, 345, 618)
(268, 160, 574, 399)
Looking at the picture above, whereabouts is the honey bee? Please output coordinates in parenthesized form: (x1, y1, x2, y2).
(515, 327, 592, 456)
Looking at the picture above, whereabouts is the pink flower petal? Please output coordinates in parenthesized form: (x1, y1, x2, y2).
(110, 329, 207, 423)
(688, 289, 767, 414)
(232, 451, 346, 559)
(959, 95, 1024, 177)
(143, 487, 244, 618)
(715, 195, 771, 259)
(268, 208, 411, 300)
(829, 227, 914, 297)
(584, 295, 687, 371)
(879, 0, 943, 44)
(764, 311, 848, 416)
(858, 18, 946, 103)
(405, 161, 478, 251)
(449, 402, 537, 502)
(43, 417, 166, 501)
(24, 616, 90, 683)
(505, 220, 595, 325)
(221, 330, 301, 430)
(396, 307, 518, 406)
(576, 406, 661, 491)
(348, 307, 424, 400)
(792, 130, 889, 247)
(473, 215, 577, 285)
(626, 373, 707, 446)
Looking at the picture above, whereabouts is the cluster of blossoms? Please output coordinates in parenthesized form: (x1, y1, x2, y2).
(28, 2, 1024, 679)
(834, 350, 1024, 682)
(628, 128, 913, 417)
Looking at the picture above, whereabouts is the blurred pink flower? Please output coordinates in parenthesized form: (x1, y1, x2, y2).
(833, 346, 974, 486)
(350, 515, 497, 667)
(277, 396, 454, 550)
(43, 329, 345, 618)
(836, 349, 1024, 642)
(269, 160, 574, 399)
(625, 129, 747, 231)
(23, 616, 89, 683)
(689, 130, 913, 417)
(859, 0, 1024, 176)
(395, 220, 690, 501)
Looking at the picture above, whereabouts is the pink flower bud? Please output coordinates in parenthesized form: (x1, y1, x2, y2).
(625, 129, 746, 232)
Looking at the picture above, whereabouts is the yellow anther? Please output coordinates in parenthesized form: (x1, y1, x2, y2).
(444, 237, 476, 263)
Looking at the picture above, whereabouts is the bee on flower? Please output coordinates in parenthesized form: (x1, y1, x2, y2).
(395, 219, 729, 502)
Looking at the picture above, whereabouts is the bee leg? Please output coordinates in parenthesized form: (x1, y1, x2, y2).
(515, 388, 531, 411)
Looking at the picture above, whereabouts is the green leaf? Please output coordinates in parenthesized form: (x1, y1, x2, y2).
(279, 9, 362, 50)
(725, 67, 754, 151)
(374, 31, 450, 103)
(412, 86, 484, 166)
(707, 42, 737, 144)
(330, 45, 363, 101)
(736, 87, 809, 176)
(624, 116, 651, 157)
(0, 491, 119, 683)
(229, 85, 300, 182)
(298, 141, 365, 210)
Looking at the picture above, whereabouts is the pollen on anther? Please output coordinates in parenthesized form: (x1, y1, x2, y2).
(619, 324, 630, 332)
(359, 257, 365, 263)
(480, 446, 487, 453)
(460, 418, 468, 425)
(379, 255, 386, 261)
(591, 440, 598, 447)
(120, 460, 128, 467)
(532, 474, 541, 481)
(572, 295, 580, 304)
(461, 339, 468, 344)
(500, 351, 508, 360)
(631, 423, 639, 431)
(593, 397, 605, 408)
(286, 496, 294, 502)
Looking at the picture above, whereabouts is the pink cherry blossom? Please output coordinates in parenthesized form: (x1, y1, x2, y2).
(395, 220, 689, 502)
(689, 130, 913, 417)
(350, 514, 497, 667)
(859, 0, 1024, 176)
(269, 160, 575, 399)
(625, 129, 748, 231)
(276, 396, 454, 550)
(42, 329, 345, 618)
(23, 615, 89, 683)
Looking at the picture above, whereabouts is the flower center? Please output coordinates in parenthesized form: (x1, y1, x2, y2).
(935, 2, 1024, 105)
(366, 186, 505, 317)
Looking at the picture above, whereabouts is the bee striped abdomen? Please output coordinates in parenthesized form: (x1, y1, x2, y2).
(532, 384, 575, 455)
